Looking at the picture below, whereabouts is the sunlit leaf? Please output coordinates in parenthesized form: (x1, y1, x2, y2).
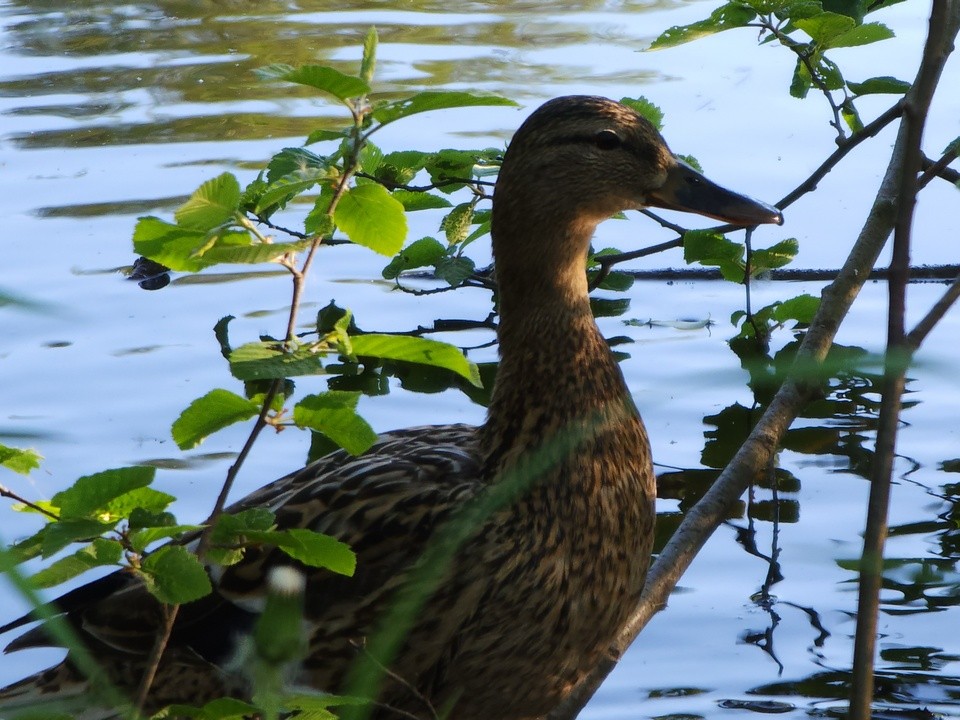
(172, 389, 261, 450)
(101, 487, 175, 522)
(648, 4, 758, 49)
(392, 190, 452, 211)
(129, 525, 201, 554)
(229, 341, 329, 381)
(256, 528, 356, 575)
(349, 334, 482, 387)
(334, 183, 407, 256)
(0, 443, 42, 475)
(619, 97, 664, 130)
(30, 539, 123, 589)
(293, 391, 377, 456)
(750, 238, 800, 274)
(847, 76, 910, 95)
(174, 173, 241, 231)
(382, 237, 446, 279)
(203, 239, 313, 265)
(133, 217, 219, 273)
(372, 91, 517, 125)
(255, 64, 370, 101)
(795, 11, 855, 44)
(141, 545, 212, 604)
(827, 21, 894, 48)
(52, 467, 155, 519)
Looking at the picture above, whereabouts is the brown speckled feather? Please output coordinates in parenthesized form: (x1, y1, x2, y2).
(0, 95, 780, 719)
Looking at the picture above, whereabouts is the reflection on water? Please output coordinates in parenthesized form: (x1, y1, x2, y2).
(2, 1, 960, 719)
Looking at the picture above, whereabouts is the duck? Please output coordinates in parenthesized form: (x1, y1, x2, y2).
(0, 95, 782, 720)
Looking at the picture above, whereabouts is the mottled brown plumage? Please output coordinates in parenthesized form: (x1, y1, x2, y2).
(0, 96, 781, 719)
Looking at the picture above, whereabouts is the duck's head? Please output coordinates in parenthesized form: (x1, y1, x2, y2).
(493, 96, 782, 253)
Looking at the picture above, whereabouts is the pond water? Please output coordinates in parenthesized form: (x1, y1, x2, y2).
(2, 1, 960, 718)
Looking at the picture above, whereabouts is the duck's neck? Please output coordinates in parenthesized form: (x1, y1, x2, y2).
(479, 221, 636, 479)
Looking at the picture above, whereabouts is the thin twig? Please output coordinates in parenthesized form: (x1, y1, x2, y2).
(906, 272, 960, 350)
(134, 604, 179, 711)
(849, 4, 956, 717)
(0, 484, 60, 521)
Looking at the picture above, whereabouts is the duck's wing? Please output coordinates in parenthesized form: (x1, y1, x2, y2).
(1, 424, 483, 702)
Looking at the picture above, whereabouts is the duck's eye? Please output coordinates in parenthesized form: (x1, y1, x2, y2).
(594, 130, 621, 151)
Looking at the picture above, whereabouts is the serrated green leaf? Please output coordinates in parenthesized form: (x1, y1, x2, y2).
(259, 528, 356, 575)
(174, 174, 241, 231)
(133, 217, 219, 273)
(391, 190, 452, 211)
(795, 11, 854, 45)
(266, 147, 331, 183)
(772, 293, 821, 324)
(350, 334, 481, 387)
(293, 392, 377, 456)
(827, 21, 894, 48)
(372, 91, 517, 125)
(129, 525, 201, 554)
(172, 389, 261, 450)
(141, 545, 212, 604)
(229, 341, 330, 381)
(0, 443, 42, 475)
(619, 97, 664, 130)
(305, 128, 349, 146)
(848, 76, 910, 95)
(648, 4, 758, 49)
(51, 467, 155, 519)
(205, 238, 313, 265)
(750, 238, 800, 274)
(102, 487, 175, 521)
(683, 230, 745, 265)
(255, 64, 370, 101)
(359, 141, 384, 174)
(30, 539, 123, 589)
(434, 255, 476, 286)
(162, 698, 261, 720)
(334, 183, 407, 256)
(40, 518, 115, 558)
(382, 237, 446, 279)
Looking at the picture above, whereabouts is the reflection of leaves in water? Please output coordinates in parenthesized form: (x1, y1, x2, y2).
(836, 557, 960, 613)
(751, 668, 960, 708)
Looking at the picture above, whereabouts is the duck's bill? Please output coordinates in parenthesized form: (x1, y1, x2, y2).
(646, 160, 783, 226)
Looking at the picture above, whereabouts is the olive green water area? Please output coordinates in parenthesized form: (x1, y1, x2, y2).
(2, 1, 960, 718)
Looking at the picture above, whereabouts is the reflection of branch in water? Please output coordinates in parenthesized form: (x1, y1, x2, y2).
(781, 601, 831, 650)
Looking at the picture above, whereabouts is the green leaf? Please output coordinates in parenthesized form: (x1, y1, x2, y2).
(378, 150, 429, 186)
(172, 389, 261, 450)
(132, 217, 219, 273)
(683, 230, 745, 265)
(392, 190, 452, 211)
(371, 91, 517, 125)
(648, 4, 758, 49)
(359, 141, 384, 174)
(360, 27, 378, 85)
(293, 391, 377, 456)
(334, 183, 407, 256)
(596, 270, 635, 292)
(261, 528, 356, 575)
(174, 173, 241, 231)
(827, 21, 894, 48)
(434, 255, 476, 286)
(349, 334, 481, 387)
(840, 98, 864, 133)
(772, 293, 821, 324)
(382, 237, 446, 279)
(162, 698, 261, 720)
(619, 97, 664, 130)
(204, 239, 313, 265)
(102, 487, 175, 521)
(129, 525, 201, 554)
(847, 76, 910, 95)
(141, 545, 212, 604)
(255, 64, 370, 101)
(229, 341, 329, 381)
(39, 518, 115, 558)
(750, 238, 800, 274)
(795, 12, 855, 44)
(30, 539, 123, 589)
(0, 443, 42, 475)
(51, 467, 155, 519)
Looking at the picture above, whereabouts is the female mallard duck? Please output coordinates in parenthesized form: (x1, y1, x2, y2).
(0, 96, 781, 719)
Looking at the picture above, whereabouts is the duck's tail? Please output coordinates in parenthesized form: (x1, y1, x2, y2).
(0, 661, 114, 720)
